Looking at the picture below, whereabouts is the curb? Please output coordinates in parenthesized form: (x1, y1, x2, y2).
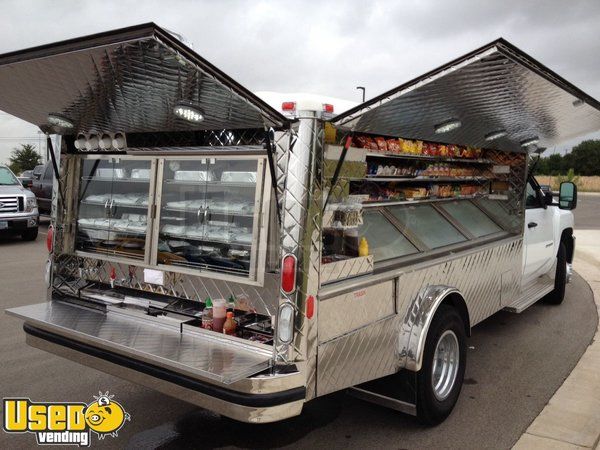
(514, 230, 600, 449)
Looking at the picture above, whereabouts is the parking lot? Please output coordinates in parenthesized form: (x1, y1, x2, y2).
(0, 206, 597, 450)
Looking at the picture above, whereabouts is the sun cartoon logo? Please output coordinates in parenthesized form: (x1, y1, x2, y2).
(84, 392, 130, 439)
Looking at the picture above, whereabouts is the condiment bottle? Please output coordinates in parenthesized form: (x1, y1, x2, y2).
(201, 298, 213, 330)
(212, 299, 227, 333)
(223, 312, 237, 336)
(359, 237, 369, 257)
(227, 295, 236, 313)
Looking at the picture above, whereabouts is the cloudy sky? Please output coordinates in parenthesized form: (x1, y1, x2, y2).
(1, 0, 600, 166)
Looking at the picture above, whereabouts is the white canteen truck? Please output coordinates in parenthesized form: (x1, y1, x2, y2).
(1, 24, 594, 424)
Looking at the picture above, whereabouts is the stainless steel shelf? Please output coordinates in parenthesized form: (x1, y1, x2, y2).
(361, 176, 489, 183)
(365, 152, 493, 164)
(164, 180, 255, 188)
(362, 193, 489, 207)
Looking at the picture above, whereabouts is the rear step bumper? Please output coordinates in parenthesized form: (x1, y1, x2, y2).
(24, 324, 306, 423)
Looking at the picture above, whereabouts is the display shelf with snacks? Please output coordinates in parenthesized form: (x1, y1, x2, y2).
(365, 152, 494, 164)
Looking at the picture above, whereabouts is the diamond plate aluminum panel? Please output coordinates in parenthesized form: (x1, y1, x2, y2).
(52, 255, 281, 317)
(314, 237, 523, 395)
(317, 315, 399, 396)
(320, 255, 374, 285)
(333, 41, 600, 152)
(318, 280, 394, 343)
(0, 24, 288, 133)
(7, 301, 272, 384)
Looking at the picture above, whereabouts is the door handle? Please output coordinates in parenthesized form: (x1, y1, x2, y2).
(528, 222, 538, 229)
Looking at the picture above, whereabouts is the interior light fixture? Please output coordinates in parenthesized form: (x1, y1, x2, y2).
(484, 129, 507, 141)
(572, 98, 584, 107)
(520, 137, 540, 147)
(434, 119, 462, 134)
(173, 102, 204, 123)
(47, 114, 74, 129)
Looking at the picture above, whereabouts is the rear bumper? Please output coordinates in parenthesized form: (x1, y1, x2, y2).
(24, 324, 306, 423)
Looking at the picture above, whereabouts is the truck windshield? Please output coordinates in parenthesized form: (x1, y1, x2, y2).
(0, 167, 19, 185)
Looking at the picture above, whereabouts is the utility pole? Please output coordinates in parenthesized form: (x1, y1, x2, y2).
(356, 86, 366, 103)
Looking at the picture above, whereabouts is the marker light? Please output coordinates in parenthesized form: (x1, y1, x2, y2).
(74, 134, 86, 150)
(98, 134, 112, 149)
(485, 129, 507, 141)
(174, 103, 204, 123)
(85, 135, 99, 151)
(281, 254, 297, 294)
(521, 137, 540, 147)
(112, 132, 126, 150)
(281, 102, 296, 112)
(46, 224, 54, 253)
(434, 119, 462, 134)
(277, 303, 295, 344)
(47, 114, 74, 129)
(323, 104, 334, 113)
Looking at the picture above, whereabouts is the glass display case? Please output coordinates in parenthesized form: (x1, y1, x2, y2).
(74, 154, 269, 282)
(76, 157, 154, 261)
(155, 157, 263, 277)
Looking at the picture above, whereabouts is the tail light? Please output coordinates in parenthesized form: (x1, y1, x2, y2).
(306, 295, 315, 319)
(281, 254, 297, 294)
(323, 103, 334, 113)
(277, 303, 295, 344)
(46, 225, 54, 253)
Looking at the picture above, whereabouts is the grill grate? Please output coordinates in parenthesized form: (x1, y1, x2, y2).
(0, 196, 19, 213)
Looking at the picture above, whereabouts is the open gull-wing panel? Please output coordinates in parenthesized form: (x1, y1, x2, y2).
(332, 39, 600, 152)
(0, 23, 289, 134)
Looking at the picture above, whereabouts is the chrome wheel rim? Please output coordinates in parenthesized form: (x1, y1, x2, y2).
(431, 330, 460, 401)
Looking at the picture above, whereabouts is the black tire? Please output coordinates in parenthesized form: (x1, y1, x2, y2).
(22, 227, 38, 241)
(544, 243, 567, 305)
(416, 305, 466, 425)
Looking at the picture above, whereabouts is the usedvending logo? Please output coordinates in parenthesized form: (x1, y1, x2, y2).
(3, 391, 130, 446)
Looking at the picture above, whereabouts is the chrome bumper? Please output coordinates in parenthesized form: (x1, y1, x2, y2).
(0, 211, 38, 228)
(24, 324, 305, 423)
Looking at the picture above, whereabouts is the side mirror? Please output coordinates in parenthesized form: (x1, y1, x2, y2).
(559, 182, 577, 210)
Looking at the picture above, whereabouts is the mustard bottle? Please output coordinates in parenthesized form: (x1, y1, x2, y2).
(358, 237, 369, 257)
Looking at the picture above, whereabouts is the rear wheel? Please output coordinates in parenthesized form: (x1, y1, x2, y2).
(22, 227, 38, 241)
(544, 243, 567, 305)
(417, 305, 466, 425)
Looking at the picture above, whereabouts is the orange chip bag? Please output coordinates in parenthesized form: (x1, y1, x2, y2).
(374, 137, 388, 152)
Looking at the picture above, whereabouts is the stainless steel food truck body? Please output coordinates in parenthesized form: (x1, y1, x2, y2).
(3, 23, 599, 423)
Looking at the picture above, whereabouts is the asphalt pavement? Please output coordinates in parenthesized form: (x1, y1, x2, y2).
(0, 218, 597, 449)
(573, 192, 600, 230)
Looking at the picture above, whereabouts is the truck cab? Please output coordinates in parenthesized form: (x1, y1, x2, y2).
(519, 176, 577, 310)
(0, 165, 39, 240)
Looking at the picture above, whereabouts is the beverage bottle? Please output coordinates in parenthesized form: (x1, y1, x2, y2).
(223, 312, 237, 336)
(212, 299, 227, 333)
(201, 298, 213, 330)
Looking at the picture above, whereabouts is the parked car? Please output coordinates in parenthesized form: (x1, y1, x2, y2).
(18, 169, 34, 188)
(0, 165, 39, 240)
(29, 162, 53, 215)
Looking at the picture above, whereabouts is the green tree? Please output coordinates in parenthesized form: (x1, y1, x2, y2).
(568, 140, 600, 176)
(8, 144, 41, 175)
(556, 168, 580, 185)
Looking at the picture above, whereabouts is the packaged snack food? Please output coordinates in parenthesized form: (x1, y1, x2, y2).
(374, 137, 388, 152)
(386, 139, 401, 153)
